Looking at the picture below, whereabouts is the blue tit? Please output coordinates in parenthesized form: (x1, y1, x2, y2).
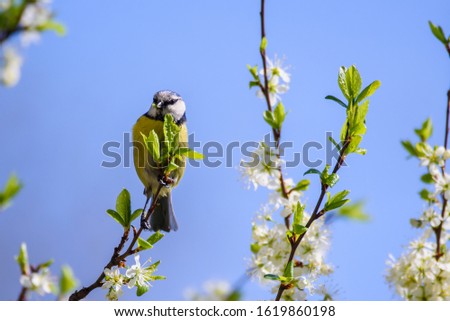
(133, 90, 188, 232)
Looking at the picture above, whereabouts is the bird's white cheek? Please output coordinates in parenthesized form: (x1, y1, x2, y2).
(168, 100, 186, 121)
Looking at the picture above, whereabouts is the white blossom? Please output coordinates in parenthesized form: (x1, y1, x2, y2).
(184, 280, 233, 301)
(102, 267, 124, 301)
(20, 268, 54, 296)
(241, 143, 282, 190)
(256, 55, 290, 106)
(1, 47, 23, 87)
(125, 254, 153, 289)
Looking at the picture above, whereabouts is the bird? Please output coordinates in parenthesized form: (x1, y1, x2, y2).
(132, 90, 188, 232)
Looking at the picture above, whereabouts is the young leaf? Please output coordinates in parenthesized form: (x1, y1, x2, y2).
(116, 189, 131, 224)
(293, 202, 305, 226)
(36, 20, 66, 36)
(401, 140, 418, 157)
(345, 65, 362, 100)
(130, 209, 143, 224)
(59, 266, 77, 296)
(321, 165, 339, 187)
(263, 110, 277, 129)
(136, 285, 149, 297)
(274, 102, 286, 128)
(356, 80, 381, 103)
(0, 173, 22, 209)
(429, 21, 448, 45)
(324, 190, 350, 211)
(250, 242, 261, 254)
(304, 168, 321, 176)
(325, 95, 347, 109)
(337, 201, 370, 221)
(338, 66, 350, 100)
(106, 209, 126, 227)
(147, 231, 164, 246)
(260, 36, 268, 51)
(163, 114, 180, 159)
(291, 179, 310, 192)
(414, 118, 433, 142)
(283, 261, 294, 280)
(15, 243, 29, 275)
(264, 274, 281, 281)
(247, 64, 259, 79)
(178, 147, 204, 160)
(137, 237, 153, 250)
(292, 224, 307, 236)
(421, 173, 434, 184)
(141, 130, 161, 161)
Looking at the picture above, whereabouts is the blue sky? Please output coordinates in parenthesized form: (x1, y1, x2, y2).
(1, 0, 450, 300)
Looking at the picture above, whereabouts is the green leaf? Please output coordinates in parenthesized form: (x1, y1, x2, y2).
(328, 135, 341, 149)
(304, 168, 321, 176)
(166, 161, 179, 174)
(429, 21, 448, 45)
(250, 242, 261, 254)
(0, 173, 23, 210)
(273, 102, 286, 128)
(137, 237, 153, 250)
(163, 114, 180, 159)
(59, 266, 77, 295)
(130, 209, 143, 224)
(414, 118, 433, 142)
(324, 190, 350, 211)
(260, 37, 268, 51)
(264, 274, 281, 281)
(106, 209, 126, 227)
(36, 20, 66, 36)
(247, 64, 259, 79)
(147, 231, 164, 245)
(338, 66, 350, 100)
(283, 261, 294, 279)
(401, 140, 418, 157)
(356, 80, 381, 103)
(226, 290, 242, 301)
(15, 243, 29, 275)
(249, 80, 260, 88)
(410, 218, 423, 228)
(178, 147, 204, 160)
(337, 201, 370, 221)
(325, 95, 347, 109)
(141, 130, 161, 162)
(321, 165, 339, 187)
(421, 173, 434, 184)
(291, 179, 310, 192)
(345, 65, 362, 100)
(292, 224, 307, 236)
(38, 259, 54, 269)
(136, 285, 149, 297)
(263, 110, 278, 129)
(293, 202, 305, 226)
(116, 189, 131, 224)
(419, 188, 435, 202)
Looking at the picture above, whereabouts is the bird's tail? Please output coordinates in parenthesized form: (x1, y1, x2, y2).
(150, 192, 178, 232)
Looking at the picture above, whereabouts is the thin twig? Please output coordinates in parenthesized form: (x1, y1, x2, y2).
(274, 131, 351, 301)
(258, 0, 290, 229)
(17, 287, 27, 301)
(68, 185, 163, 301)
(434, 90, 450, 260)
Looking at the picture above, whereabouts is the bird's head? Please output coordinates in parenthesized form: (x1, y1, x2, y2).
(148, 90, 186, 124)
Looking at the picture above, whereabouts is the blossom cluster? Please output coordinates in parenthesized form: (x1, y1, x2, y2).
(386, 139, 450, 300)
(243, 57, 334, 300)
(184, 280, 234, 301)
(101, 255, 164, 301)
(1, 0, 62, 87)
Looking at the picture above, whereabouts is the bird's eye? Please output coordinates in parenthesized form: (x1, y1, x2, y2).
(169, 99, 178, 105)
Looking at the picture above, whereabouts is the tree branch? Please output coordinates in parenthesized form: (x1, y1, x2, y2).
(68, 185, 163, 301)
